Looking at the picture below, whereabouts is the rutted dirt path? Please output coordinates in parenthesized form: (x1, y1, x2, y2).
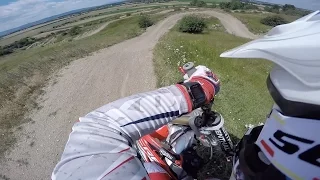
(0, 10, 255, 180)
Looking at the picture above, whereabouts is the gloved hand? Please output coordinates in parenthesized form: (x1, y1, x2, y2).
(183, 65, 220, 103)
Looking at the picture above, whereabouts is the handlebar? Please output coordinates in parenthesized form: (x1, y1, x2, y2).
(176, 62, 234, 157)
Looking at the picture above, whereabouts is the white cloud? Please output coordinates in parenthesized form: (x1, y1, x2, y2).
(0, 0, 123, 32)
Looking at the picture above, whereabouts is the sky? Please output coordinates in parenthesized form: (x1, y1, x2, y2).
(1, 0, 320, 33)
(261, 0, 320, 11)
(0, 0, 123, 32)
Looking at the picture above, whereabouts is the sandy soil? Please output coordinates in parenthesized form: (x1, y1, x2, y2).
(0, 11, 255, 180)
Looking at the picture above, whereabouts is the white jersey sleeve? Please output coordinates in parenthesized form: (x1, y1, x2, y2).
(52, 85, 190, 180)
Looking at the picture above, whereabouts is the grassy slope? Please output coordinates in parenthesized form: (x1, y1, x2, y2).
(233, 12, 300, 34)
(0, 13, 170, 158)
(153, 17, 274, 139)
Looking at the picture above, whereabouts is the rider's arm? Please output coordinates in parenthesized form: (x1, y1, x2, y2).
(52, 85, 191, 180)
(52, 66, 219, 180)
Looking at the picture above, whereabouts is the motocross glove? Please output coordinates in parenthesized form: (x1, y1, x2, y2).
(177, 65, 220, 111)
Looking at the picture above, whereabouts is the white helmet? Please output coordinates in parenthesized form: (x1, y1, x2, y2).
(221, 10, 320, 119)
(220, 11, 320, 180)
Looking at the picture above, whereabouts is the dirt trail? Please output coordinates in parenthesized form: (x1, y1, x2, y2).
(0, 11, 255, 180)
(74, 21, 114, 40)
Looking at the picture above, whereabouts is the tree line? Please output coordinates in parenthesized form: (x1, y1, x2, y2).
(263, 3, 310, 16)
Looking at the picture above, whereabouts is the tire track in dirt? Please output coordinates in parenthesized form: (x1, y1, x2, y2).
(0, 10, 255, 180)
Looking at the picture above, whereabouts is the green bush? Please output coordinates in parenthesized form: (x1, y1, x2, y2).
(178, 15, 206, 33)
(220, 1, 244, 10)
(219, 2, 230, 9)
(126, 12, 131, 16)
(260, 16, 288, 27)
(264, 6, 280, 14)
(243, 4, 258, 10)
(282, 4, 296, 11)
(220, 1, 257, 10)
(114, 15, 121, 19)
(190, 0, 207, 7)
(283, 9, 310, 16)
(138, 15, 154, 28)
(196, 1, 207, 7)
(230, 1, 244, 10)
(69, 26, 81, 36)
(174, 7, 181, 11)
(0, 46, 13, 56)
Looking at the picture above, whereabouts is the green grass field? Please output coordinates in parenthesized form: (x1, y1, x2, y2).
(0, 13, 170, 158)
(233, 12, 300, 34)
(154, 16, 274, 138)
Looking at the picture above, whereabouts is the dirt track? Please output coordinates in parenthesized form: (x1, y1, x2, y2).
(0, 10, 255, 180)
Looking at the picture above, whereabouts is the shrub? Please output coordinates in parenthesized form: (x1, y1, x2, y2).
(283, 9, 310, 16)
(190, 0, 207, 7)
(138, 15, 154, 28)
(230, 1, 244, 10)
(282, 4, 296, 11)
(281, 4, 309, 16)
(219, 2, 231, 9)
(174, 7, 181, 11)
(220, 1, 257, 10)
(126, 12, 131, 16)
(178, 15, 206, 33)
(264, 6, 280, 13)
(272, 4, 280, 10)
(220, 1, 246, 10)
(0, 46, 13, 56)
(69, 26, 81, 36)
(243, 4, 258, 10)
(190, 0, 195, 6)
(196, 1, 207, 7)
(114, 15, 121, 19)
(260, 16, 288, 27)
